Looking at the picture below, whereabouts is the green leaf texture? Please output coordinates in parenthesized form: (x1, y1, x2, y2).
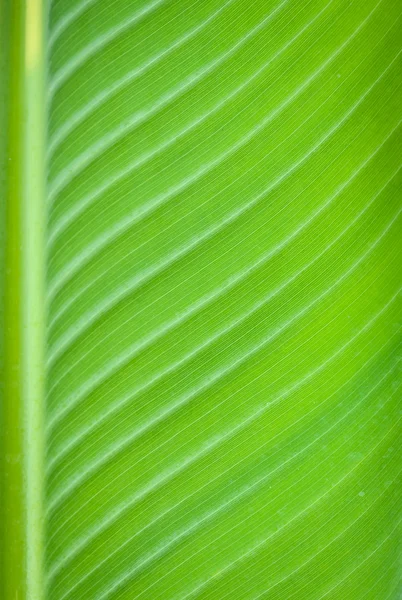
(43, 0, 402, 598)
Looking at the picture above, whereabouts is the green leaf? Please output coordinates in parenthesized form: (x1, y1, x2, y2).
(1, 0, 401, 599)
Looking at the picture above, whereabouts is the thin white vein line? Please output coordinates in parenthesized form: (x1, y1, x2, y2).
(100, 416, 402, 599)
(49, 0, 99, 47)
(220, 475, 402, 600)
(47, 0, 315, 202)
(45, 87, 402, 401)
(53, 390, 402, 599)
(45, 46, 401, 357)
(44, 272, 402, 573)
(42, 238, 400, 528)
(44, 158, 401, 461)
(45, 213, 400, 536)
(353, 553, 401, 600)
(46, 5, 392, 308)
(44, 115, 399, 427)
(156, 422, 402, 600)
(48, 12, 394, 306)
(382, 575, 402, 600)
(44, 164, 401, 480)
(44, 167, 401, 463)
(45, 72, 402, 393)
(46, 0, 265, 158)
(46, 352, 401, 592)
(45, 0, 296, 278)
(250, 498, 402, 600)
(47, 349, 401, 593)
(384, 584, 402, 600)
(315, 521, 401, 600)
(46, 85, 355, 330)
(47, 339, 398, 581)
(44, 234, 400, 518)
(46, 82, 350, 319)
(45, 175, 393, 478)
(45, 277, 401, 515)
(46, 0, 246, 164)
(44, 278, 402, 560)
(46, 0, 334, 209)
(48, 0, 168, 96)
(370, 571, 402, 600)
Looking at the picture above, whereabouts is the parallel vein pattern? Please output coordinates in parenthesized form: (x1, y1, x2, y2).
(44, 1, 402, 598)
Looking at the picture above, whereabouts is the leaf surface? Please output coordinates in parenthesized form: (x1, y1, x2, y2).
(4, 0, 402, 599)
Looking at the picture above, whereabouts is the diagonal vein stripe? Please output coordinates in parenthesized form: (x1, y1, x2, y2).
(45, 116, 402, 422)
(48, 0, 168, 96)
(46, 0, 263, 157)
(46, 5, 395, 304)
(98, 417, 402, 599)
(44, 285, 401, 561)
(45, 165, 401, 476)
(49, 0, 102, 47)
(315, 520, 401, 600)
(46, 356, 401, 590)
(46, 0, 334, 209)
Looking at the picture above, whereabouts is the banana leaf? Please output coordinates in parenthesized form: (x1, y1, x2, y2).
(1, 0, 401, 598)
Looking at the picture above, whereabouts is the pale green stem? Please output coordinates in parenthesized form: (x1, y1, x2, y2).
(0, 0, 46, 598)
(23, 0, 46, 598)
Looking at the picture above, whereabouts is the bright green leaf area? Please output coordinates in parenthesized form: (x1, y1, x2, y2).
(2, 0, 402, 598)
